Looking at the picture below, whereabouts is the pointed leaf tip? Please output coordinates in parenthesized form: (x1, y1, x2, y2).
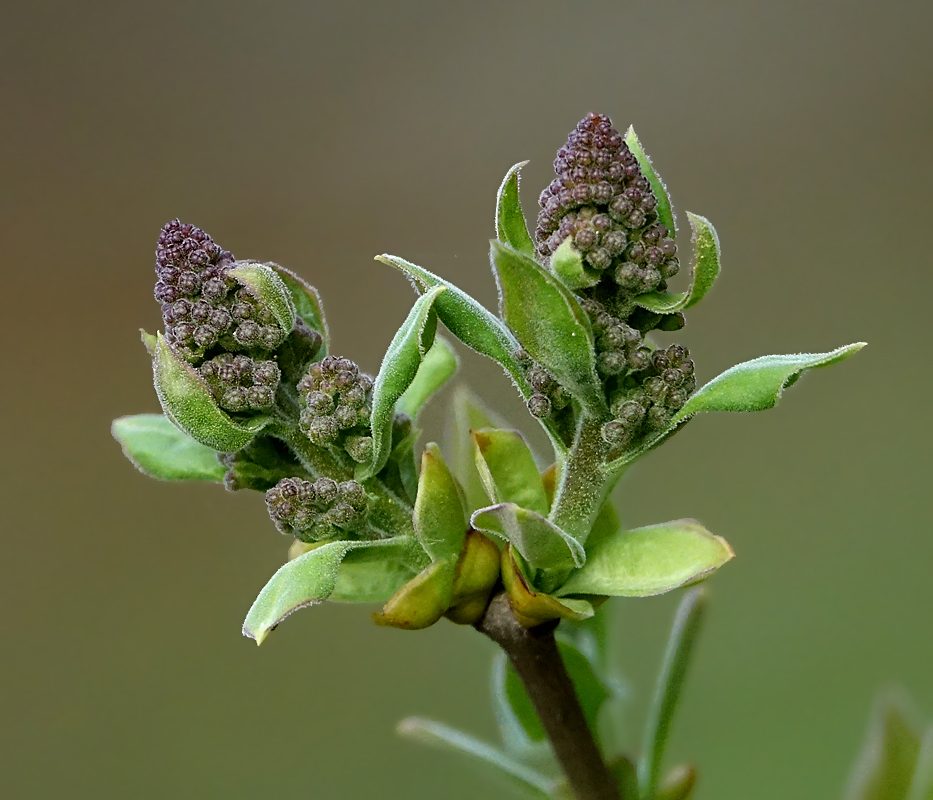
(625, 125, 676, 235)
(673, 342, 866, 422)
(496, 161, 536, 257)
(375, 254, 523, 386)
(242, 537, 411, 643)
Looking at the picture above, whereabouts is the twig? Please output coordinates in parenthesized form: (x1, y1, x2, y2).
(475, 592, 620, 800)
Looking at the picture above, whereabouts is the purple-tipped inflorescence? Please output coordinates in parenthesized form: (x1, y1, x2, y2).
(297, 356, 375, 462)
(535, 113, 679, 292)
(532, 114, 698, 442)
(199, 353, 281, 413)
(154, 220, 286, 363)
(265, 477, 370, 541)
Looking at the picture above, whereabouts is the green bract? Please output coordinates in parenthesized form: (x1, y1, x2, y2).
(152, 333, 271, 452)
(491, 241, 605, 417)
(227, 262, 297, 339)
(358, 284, 444, 480)
(634, 212, 721, 314)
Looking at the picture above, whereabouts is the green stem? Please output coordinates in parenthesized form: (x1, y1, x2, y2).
(549, 417, 614, 545)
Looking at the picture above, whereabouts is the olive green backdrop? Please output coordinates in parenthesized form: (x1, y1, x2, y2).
(2, 1, 929, 798)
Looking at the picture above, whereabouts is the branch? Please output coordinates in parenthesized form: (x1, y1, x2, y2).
(475, 592, 621, 800)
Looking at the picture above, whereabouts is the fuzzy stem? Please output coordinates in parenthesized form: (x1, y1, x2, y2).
(475, 593, 621, 800)
(549, 417, 615, 545)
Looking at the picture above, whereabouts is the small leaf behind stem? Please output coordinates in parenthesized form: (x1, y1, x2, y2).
(847, 690, 926, 800)
(396, 336, 459, 420)
(398, 717, 554, 799)
(472, 427, 549, 516)
(112, 413, 226, 482)
(638, 587, 707, 800)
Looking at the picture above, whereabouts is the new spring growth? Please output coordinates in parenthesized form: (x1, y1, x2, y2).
(114, 112, 862, 649)
(527, 112, 695, 450)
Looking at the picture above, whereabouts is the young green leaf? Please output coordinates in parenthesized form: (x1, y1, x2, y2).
(328, 555, 414, 604)
(398, 717, 554, 799)
(625, 125, 676, 235)
(472, 504, 585, 589)
(267, 263, 329, 351)
(396, 336, 459, 420)
(555, 519, 733, 598)
(447, 386, 512, 513)
(357, 285, 444, 480)
(847, 691, 925, 800)
(638, 588, 706, 799)
(472, 428, 549, 516)
(112, 414, 227, 483)
(672, 342, 867, 421)
(376, 254, 524, 384)
(227, 262, 297, 338)
(504, 640, 610, 746)
(550, 237, 601, 291)
(152, 334, 270, 452)
(243, 536, 412, 644)
(414, 443, 468, 562)
(490, 241, 606, 416)
(140, 328, 157, 355)
(634, 212, 721, 314)
(496, 161, 536, 257)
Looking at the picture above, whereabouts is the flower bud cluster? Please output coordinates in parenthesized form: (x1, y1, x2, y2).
(535, 114, 679, 293)
(297, 355, 375, 462)
(154, 220, 285, 363)
(265, 477, 370, 541)
(515, 349, 571, 419)
(601, 344, 696, 447)
(535, 115, 682, 341)
(199, 353, 281, 413)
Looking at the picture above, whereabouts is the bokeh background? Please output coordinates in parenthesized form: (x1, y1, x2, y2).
(2, 1, 930, 798)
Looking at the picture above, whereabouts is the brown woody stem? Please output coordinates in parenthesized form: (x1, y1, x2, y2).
(474, 592, 620, 800)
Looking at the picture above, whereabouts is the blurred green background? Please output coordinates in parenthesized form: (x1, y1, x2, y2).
(2, 1, 929, 797)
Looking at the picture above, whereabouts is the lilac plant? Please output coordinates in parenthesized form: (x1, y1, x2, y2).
(110, 113, 894, 800)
